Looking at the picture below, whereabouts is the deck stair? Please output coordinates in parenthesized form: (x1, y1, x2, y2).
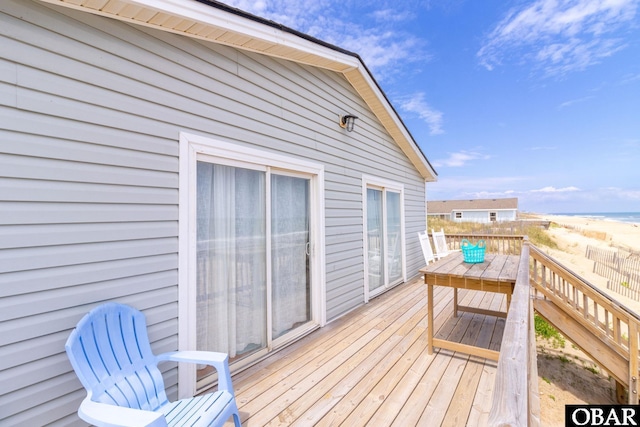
(529, 245, 640, 404)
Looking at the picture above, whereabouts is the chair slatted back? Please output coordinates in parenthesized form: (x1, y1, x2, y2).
(418, 231, 435, 265)
(432, 228, 450, 259)
(65, 303, 169, 411)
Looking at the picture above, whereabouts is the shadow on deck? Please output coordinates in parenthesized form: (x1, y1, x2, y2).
(224, 276, 507, 426)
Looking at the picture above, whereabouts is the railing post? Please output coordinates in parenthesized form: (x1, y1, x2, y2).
(629, 321, 639, 404)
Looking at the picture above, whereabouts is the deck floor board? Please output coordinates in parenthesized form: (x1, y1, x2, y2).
(224, 275, 507, 426)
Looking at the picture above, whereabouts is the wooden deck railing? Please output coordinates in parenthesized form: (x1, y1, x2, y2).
(438, 233, 640, 424)
(441, 233, 525, 255)
(445, 233, 538, 426)
(529, 244, 640, 405)
(487, 241, 540, 427)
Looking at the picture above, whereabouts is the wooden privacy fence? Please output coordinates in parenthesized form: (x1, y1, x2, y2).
(585, 245, 640, 301)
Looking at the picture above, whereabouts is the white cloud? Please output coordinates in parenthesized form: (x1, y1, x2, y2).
(528, 145, 558, 150)
(219, 0, 330, 29)
(396, 93, 444, 135)
(432, 150, 491, 167)
(530, 186, 581, 193)
(370, 9, 414, 23)
(340, 31, 424, 78)
(557, 95, 595, 109)
(216, 0, 429, 82)
(604, 187, 640, 200)
(478, 0, 638, 77)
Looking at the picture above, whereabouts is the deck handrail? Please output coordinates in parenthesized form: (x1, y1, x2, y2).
(440, 232, 640, 421)
(529, 244, 640, 404)
(441, 233, 525, 255)
(488, 240, 540, 427)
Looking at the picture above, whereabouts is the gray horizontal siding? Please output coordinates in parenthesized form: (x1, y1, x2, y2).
(0, 1, 427, 425)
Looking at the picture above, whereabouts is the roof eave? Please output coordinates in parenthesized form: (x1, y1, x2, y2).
(37, 0, 437, 181)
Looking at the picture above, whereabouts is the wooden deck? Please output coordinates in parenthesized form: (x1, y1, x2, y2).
(223, 275, 508, 426)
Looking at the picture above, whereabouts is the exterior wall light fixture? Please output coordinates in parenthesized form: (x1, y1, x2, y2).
(339, 114, 358, 132)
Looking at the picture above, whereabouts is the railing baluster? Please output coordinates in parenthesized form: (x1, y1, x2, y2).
(529, 244, 640, 404)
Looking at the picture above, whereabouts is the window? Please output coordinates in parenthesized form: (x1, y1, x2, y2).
(455, 212, 462, 219)
(363, 176, 405, 301)
(490, 212, 497, 222)
(179, 133, 325, 393)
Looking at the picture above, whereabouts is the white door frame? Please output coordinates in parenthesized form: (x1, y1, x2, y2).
(178, 132, 326, 396)
(362, 175, 406, 303)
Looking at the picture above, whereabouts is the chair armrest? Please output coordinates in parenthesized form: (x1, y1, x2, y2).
(78, 396, 167, 427)
(157, 351, 235, 394)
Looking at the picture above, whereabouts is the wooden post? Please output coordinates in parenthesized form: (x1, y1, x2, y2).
(453, 288, 458, 318)
(629, 321, 639, 404)
(427, 279, 434, 355)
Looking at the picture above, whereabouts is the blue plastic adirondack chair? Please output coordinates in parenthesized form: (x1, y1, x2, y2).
(65, 302, 241, 427)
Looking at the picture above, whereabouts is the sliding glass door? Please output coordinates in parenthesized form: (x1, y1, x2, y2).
(367, 188, 385, 293)
(195, 161, 313, 386)
(365, 179, 405, 299)
(271, 174, 311, 341)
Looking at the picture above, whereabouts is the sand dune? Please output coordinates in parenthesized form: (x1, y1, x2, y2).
(528, 214, 640, 425)
(532, 213, 640, 313)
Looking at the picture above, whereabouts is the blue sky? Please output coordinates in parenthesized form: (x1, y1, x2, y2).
(221, 0, 640, 213)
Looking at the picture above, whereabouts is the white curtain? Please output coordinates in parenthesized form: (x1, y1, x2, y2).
(196, 162, 266, 359)
(386, 191, 402, 283)
(271, 174, 310, 339)
(367, 188, 384, 291)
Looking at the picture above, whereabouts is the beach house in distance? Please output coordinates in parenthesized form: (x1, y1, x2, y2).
(0, 0, 438, 424)
(428, 198, 518, 223)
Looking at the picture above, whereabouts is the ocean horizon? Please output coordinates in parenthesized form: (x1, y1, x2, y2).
(548, 212, 640, 225)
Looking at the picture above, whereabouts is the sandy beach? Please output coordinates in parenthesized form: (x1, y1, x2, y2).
(527, 213, 640, 425)
(531, 213, 640, 313)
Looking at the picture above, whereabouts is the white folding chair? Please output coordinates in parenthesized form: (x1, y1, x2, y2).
(432, 228, 451, 260)
(418, 231, 435, 265)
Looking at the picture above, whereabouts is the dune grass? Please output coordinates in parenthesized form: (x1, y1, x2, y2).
(427, 217, 558, 249)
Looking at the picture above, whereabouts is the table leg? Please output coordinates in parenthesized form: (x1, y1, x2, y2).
(427, 282, 434, 355)
(507, 283, 515, 313)
(453, 288, 458, 318)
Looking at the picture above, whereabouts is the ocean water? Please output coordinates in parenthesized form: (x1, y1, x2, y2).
(551, 212, 640, 225)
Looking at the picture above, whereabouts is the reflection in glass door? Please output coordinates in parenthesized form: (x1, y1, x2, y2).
(367, 188, 384, 293)
(271, 174, 311, 341)
(386, 191, 402, 284)
(195, 161, 313, 386)
(196, 163, 267, 383)
(366, 186, 404, 297)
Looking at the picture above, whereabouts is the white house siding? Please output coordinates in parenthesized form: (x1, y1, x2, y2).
(0, 1, 426, 425)
(455, 211, 490, 223)
(453, 210, 517, 223)
(497, 210, 517, 221)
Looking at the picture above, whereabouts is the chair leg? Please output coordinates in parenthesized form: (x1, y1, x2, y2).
(232, 412, 241, 427)
(230, 401, 241, 427)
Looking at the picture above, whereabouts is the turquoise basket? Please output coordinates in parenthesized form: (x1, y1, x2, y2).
(461, 239, 486, 263)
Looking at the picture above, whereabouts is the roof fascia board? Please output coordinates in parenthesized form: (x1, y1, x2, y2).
(38, 0, 360, 72)
(141, 0, 360, 69)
